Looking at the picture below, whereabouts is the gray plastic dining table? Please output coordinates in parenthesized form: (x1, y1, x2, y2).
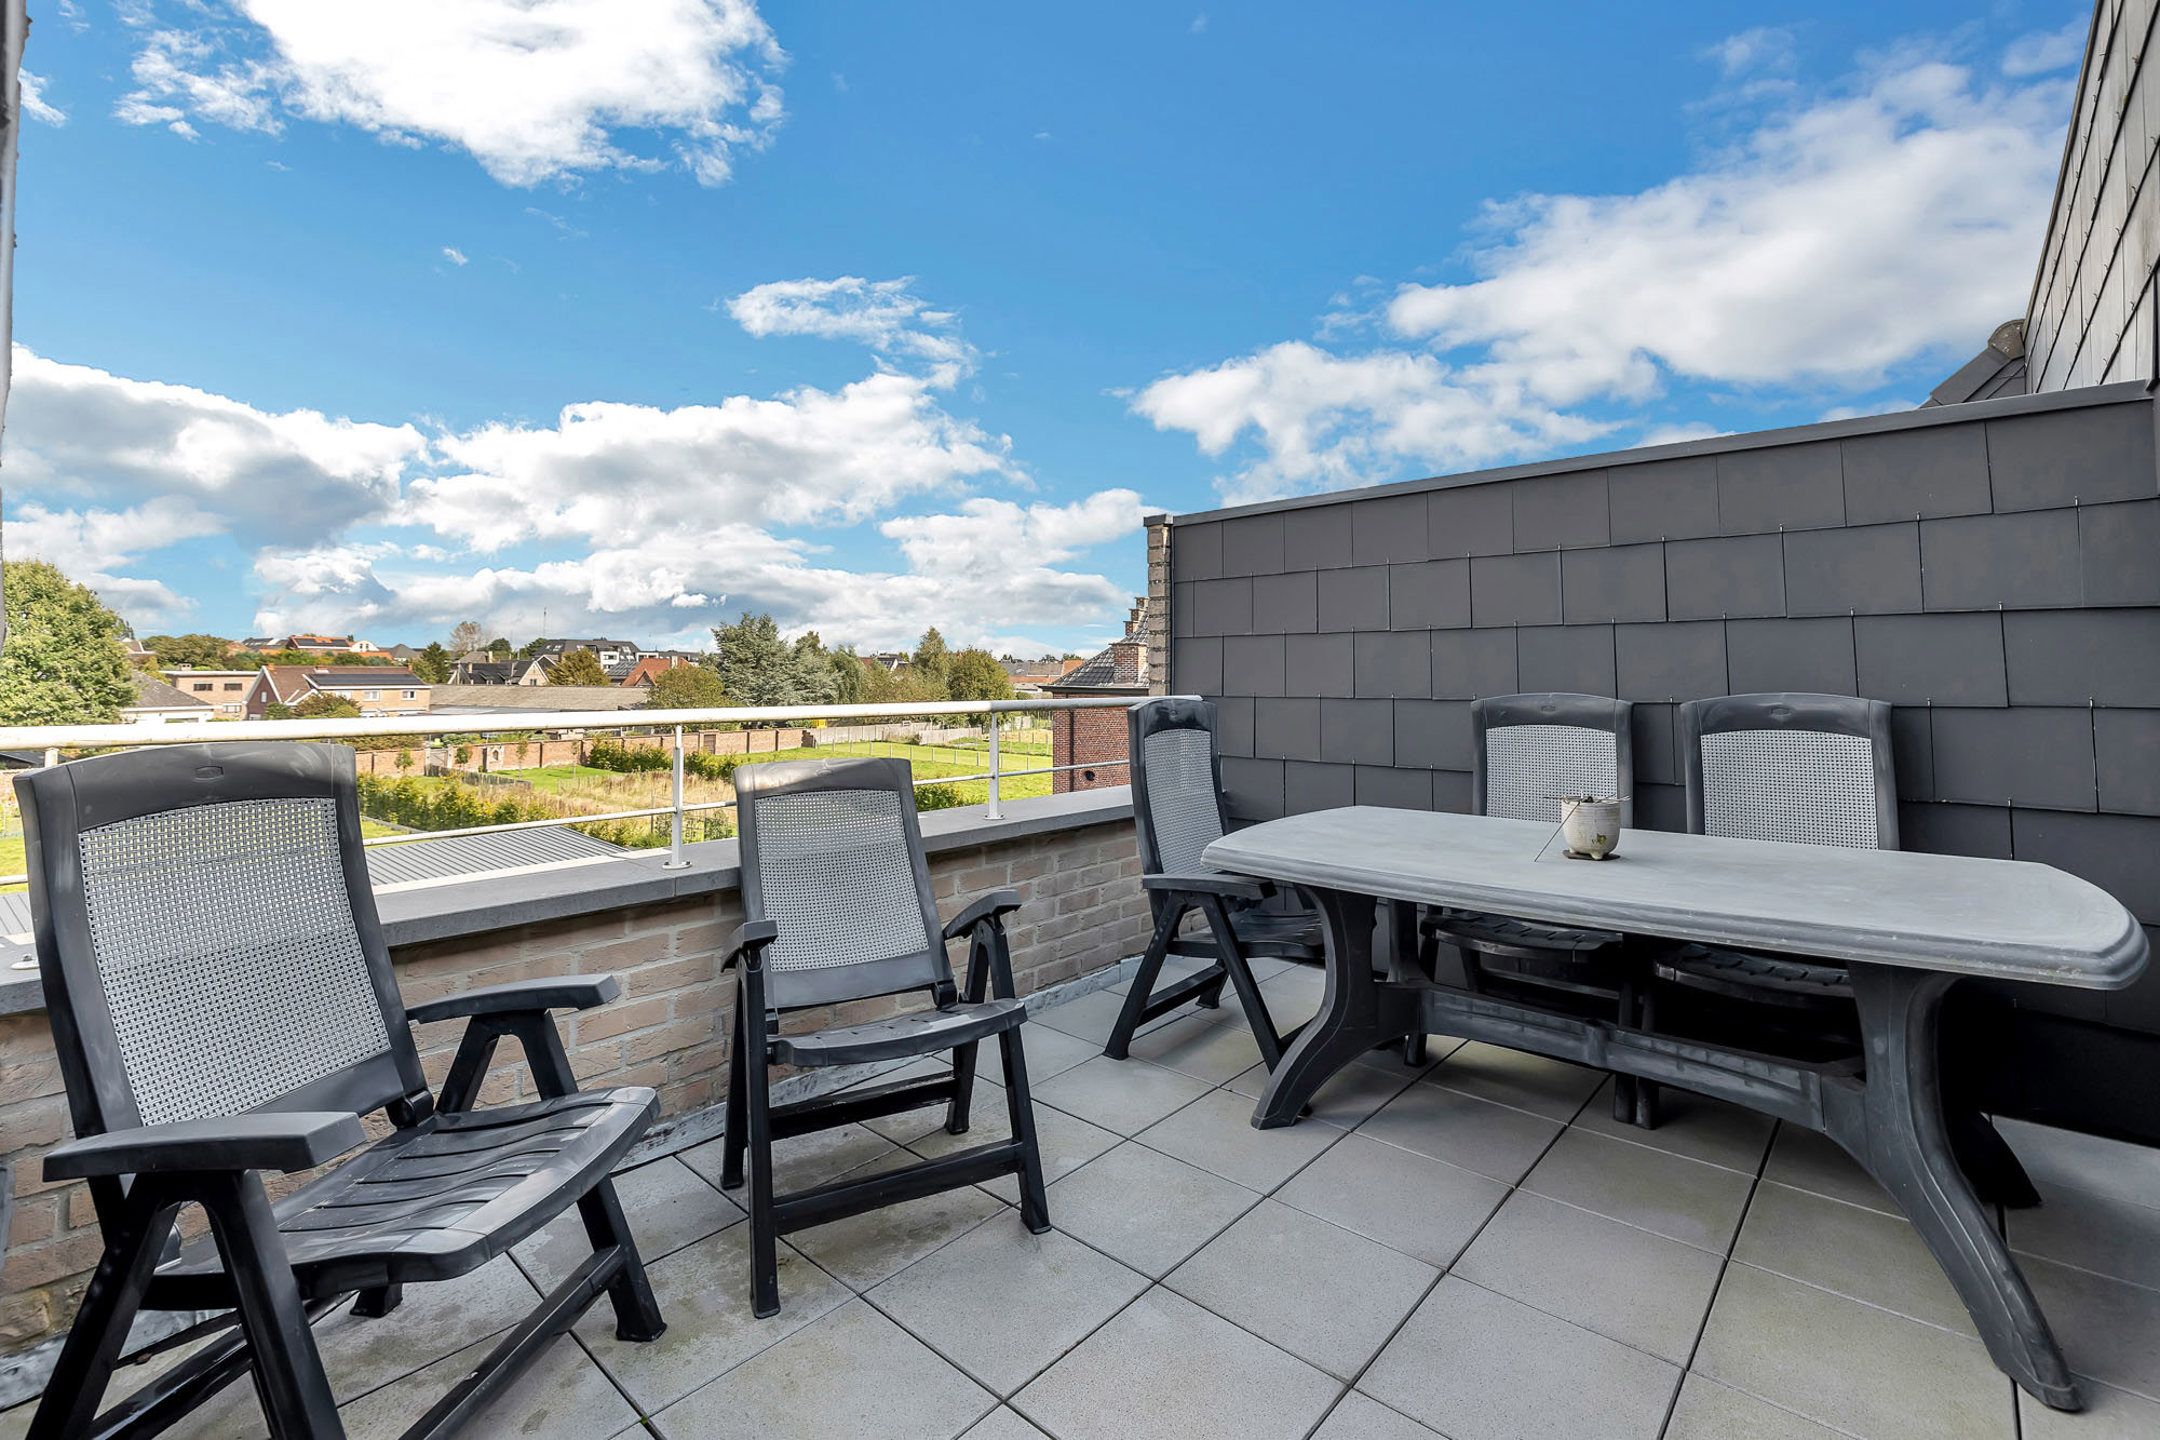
(1203, 805, 2148, 1413)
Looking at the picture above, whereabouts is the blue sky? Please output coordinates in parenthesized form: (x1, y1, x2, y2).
(4, 0, 2088, 654)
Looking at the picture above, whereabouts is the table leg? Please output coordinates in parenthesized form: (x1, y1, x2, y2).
(1830, 963, 2079, 1411)
(1252, 887, 1416, 1128)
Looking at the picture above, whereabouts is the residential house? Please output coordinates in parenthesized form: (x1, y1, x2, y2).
(861, 651, 912, 675)
(1002, 655, 1084, 699)
(1043, 597, 1150, 793)
(247, 666, 432, 718)
(449, 655, 550, 686)
(618, 654, 693, 688)
(531, 637, 643, 669)
(162, 668, 257, 720)
(122, 673, 215, 726)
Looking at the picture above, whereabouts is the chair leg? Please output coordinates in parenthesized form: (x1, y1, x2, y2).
(1632, 987, 1661, 1131)
(722, 1002, 748, 1191)
(26, 1190, 181, 1440)
(1105, 903, 1181, 1060)
(1199, 895, 1284, 1070)
(576, 1179, 667, 1342)
(199, 1173, 345, 1439)
(999, 1028, 1053, 1233)
(741, 1031, 782, 1319)
(350, 1284, 402, 1318)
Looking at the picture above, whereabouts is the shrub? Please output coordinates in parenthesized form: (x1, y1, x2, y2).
(913, 783, 965, 812)
(585, 738, 671, 773)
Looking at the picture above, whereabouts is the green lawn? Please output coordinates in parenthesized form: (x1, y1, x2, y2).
(495, 736, 1059, 807)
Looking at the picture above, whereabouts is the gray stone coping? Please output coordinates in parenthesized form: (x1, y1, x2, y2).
(0, 787, 1136, 1017)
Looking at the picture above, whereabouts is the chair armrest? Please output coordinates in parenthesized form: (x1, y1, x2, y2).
(942, 888, 1022, 943)
(407, 975, 620, 1026)
(45, 1112, 366, 1181)
(724, 919, 780, 970)
(1142, 871, 1269, 902)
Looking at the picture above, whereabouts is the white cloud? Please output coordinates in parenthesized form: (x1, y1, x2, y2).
(727, 276, 975, 378)
(441, 245, 469, 266)
(114, 0, 787, 187)
(19, 71, 66, 126)
(1703, 27, 1797, 78)
(2003, 18, 2087, 78)
(6, 498, 220, 624)
(1137, 36, 2069, 502)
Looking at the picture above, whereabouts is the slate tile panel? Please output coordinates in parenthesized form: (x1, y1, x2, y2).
(1517, 624, 1616, 695)
(1253, 572, 1319, 634)
(1428, 482, 1514, 557)
(1664, 535, 1784, 621)
(1178, 521, 1225, 581)
(1609, 455, 1720, 543)
(1930, 707, 2097, 812)
(2005, 610, 2160, 706)
(1717, 443, 1845, 534)
(2078, 498, 2160, 607)
(1353, 493, 1434, 566)
(1285, 760, 1355, 814)
(1356, 765, 1434, 811)
(1897, 802, 2013, 859)
(1222, 635, 1286, 697)
(1254, 698, 1321, 760)
(1354, 631, 1431, 698)
(1783, 522, 1923, 616)
(1394, 700, 1474, 772)
(1615, 621, 1727, 702)
(1432, 769, 1473, 813)
(1635, 782, 1688, 833)
(2094, 709, 2160, 816)
(1853, 612, 2008, 706)
(2011, 808, 2160, 924)
(1920, 510, 2082, 612)
(1172, 581, 1196, 638)
(1220, 756, 1286, 821)
(1513, 471, 1610, 551)
(1470, 552, 1561, 627)
(1214, 696, 1257, 759)
(1303, 505, 1356, 569)
(1630, 703, 1679, 787)
(1221, 512, 1287, 577)
(1560, 543, 1667, 624)
(1985, 403, 2157, 512)
(1725, 617, 1857, 696)
(1318, 566, 1390, 632)
(1889, 707, 1934, 803)
(1840, 421, 1992, 525)
(1192, 577, 1254, 636)
(1390, 559, 1471, 631)
(1431, 628, 1519, 700)
(1320, 697, 1394, 766)
(1284, 633, 1354, 697)
(1173, 637, 1224, 696)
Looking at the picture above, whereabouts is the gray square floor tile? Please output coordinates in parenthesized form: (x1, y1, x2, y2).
(1998, 1119, 2160, 1212)
(681, 1119, 898, 1195)
(1523, 1126, 1753, 1253)
(1011, 1023, 1106, 1082)
(1121, 1011, 1267, 1084)
(870, 1214, 1149, 1395)
(1045, 1141, 1261, 1277)
(334, 1333, 637, 1440)
(2010, 1179, 2160, 1293)
(515, 1155, 740, 1290)
(1225, 1055, 1421, 1128)
(1033, 1055, 1211, 1135)
(1734, 1180, 1976, 1335)
(576, 1223, 848, 1413)
(1426, 1041, 1604, 1121)
(1276, 1132, 1508, 1269)
(1013, 1287, 1338, 1440)
(1694, 1262, 2014, 1440)
(867, 1077, 995, 1147)
(1453, 1190, 1722, 1364)
(655, 1297, 993, 1440)
(963, 1407, 1055, 1439)
(1034, 989, 1178, 1046)
(1574, 1079, 1775, 1174)
(1310, 1392, 1445, 1440)
(1168, 1199, 1437, 1379)
(788, 1151, 1010, 1290)
(1356, 1077, 1562, 1184)
(308, 1255, 540, 1402)
(1361, 1276, 1679, 1440)
(2023, 1255, 2160, 1402)
(975, 1105, 1121, 1205)
(1107, 954, 1212, 996)
(1761, 1125, 1896, 1215)
(1137, 1088, 1346, 1191)
(2020, 1374, 2160, 1438)
(1663, 1374, 1845, 1439)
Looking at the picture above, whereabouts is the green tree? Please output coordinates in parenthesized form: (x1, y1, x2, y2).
(0, 561, 137, 724)
(548, 649, 610, 686)
(913, 627, 951, 686)
(143, 631, 233, 669)
(827, 646, 868, 705)
(711, 612, 839, 710)
(645, 663, 729, 710)
(485, 637, 513, 658)
(291, 692, 363, 719)
(861, 662, 948, 705)
(945, 647, 1015, 702)
(447, 620, 485, 657)
(412, 642, 453, 683)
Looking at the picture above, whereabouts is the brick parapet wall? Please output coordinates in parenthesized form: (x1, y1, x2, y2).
(0, 816, 1149, 1354)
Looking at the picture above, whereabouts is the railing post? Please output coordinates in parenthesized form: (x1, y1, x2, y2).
(662, 724, 690, 869)
(985, 705, 1002, 820)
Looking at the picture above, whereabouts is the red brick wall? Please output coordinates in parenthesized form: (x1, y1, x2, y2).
(1051, 708, 1133, 794)
(0, 817, 1149, 1354)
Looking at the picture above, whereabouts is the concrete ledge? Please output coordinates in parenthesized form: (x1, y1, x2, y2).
(0, 787, 1135, 1016)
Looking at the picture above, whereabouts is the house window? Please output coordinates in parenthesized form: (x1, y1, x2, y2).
(402, 690, 416, 700)
(223, 682, 243, 692)
(362, 690, 379, 701)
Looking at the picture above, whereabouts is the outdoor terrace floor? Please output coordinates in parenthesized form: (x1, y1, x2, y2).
(6, 957, 2160, 1439)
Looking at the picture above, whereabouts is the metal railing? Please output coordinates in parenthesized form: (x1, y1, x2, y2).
(0, 696, 1154, 885)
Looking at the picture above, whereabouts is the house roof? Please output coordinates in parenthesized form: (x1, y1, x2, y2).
(619, 655, 689, 687)
(304, 668, 425, 689)
(124, 672, 215, 713)
(1925, 319, 2030, 408)
(427, 684, 653, 714)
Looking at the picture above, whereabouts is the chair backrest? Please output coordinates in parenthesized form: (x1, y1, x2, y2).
(14, 743, 424, 1147)
(1471, 693, 1635, 826)
(1128, 698, 1227, 877)
(733, 757, 949, 1009)
(1680, 693, 1897, 849)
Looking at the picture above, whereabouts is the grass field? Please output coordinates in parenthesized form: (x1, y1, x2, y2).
(499, 733, 1061, 809)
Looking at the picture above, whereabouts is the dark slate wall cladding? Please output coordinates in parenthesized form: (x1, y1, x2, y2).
(1167, 388, 2160, 1034)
